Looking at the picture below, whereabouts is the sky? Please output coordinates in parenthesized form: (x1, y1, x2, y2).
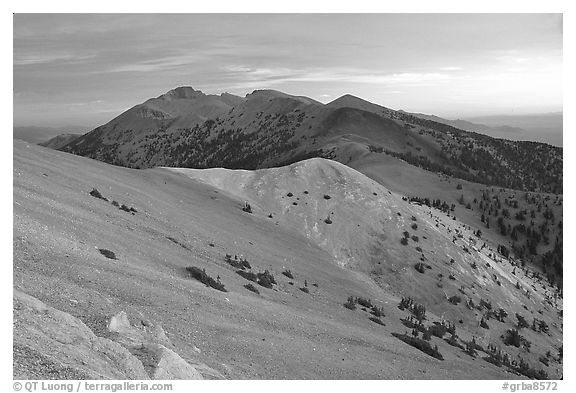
(13, 13, 563, 128)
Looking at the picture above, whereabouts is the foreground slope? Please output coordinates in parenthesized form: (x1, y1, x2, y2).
(13, 140, 561, 379)
(170, 163, 563, 372)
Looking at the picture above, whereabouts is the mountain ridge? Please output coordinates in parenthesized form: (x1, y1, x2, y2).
(59, 86, 562, 194)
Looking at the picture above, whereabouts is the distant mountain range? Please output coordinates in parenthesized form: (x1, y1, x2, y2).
(14, 126, 87, 145)
(56, 86, 561, 194)
(403, 111, 562, 147)
(38, 133, 82, 150)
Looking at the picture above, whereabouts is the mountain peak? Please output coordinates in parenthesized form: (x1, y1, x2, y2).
(327, 93, 393, 113)
(246, 89, 322, 106)
(328, 94, 371, 106)
(246, 89, 288, 99)
(160, 86, 205, 100)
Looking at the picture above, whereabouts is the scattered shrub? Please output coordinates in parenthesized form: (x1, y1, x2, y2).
(400, 237, 409, 245)
(411, 223, 418, 230)
(483, 354, 503, 367)
(446, 321, 456, 335)
(257, 270, 276, 289)
(236, 270, 257, 282)
(511, 357, 549, 380)
(429, 322, 449, 338)
(479, 298, 492, 310)
(503, 329, 523, 347)
(299, 287, 309, 294)
(225, 254, 251, 270)
(282, 269, 294, 279)
(493, 308, 508, 322)
(89, 188, 108, 201)
(244, 283, 260, 294)
(120, 204, 131, 213)
(445, 334, 465, 349)
(324, 215, 333, 224)
(415, 263, 426, 274)
(371, 305, 385, 318)
(98, 248, 117, 260)
(344, 296, 357, 310)
(242, 202, 252, 213)
(111, 200, 119, 207)
(398, 296, 412, 310)
(369, 317, 385, 326)
(323, 194, 331, 200)
(422, 328, 432, 341)
(392, 332, 444, 360)
(287, 192, 293, 197)
(400, 315, 423, 331)
(398, 297, 427, 321)
(516, 313, 529, 329)
(185, 266, 227, 292)
(448, 295, 462, 305)
(480, 318, 490, 329)
(357, 297, 373, 308)
(464, 342, 478, 358)
(166, 236, 191, 251)
(534, 319, 549, 334)
(411, 235, 419, 242)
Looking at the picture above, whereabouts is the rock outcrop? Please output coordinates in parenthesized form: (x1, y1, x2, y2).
(14, 291, 222, 380)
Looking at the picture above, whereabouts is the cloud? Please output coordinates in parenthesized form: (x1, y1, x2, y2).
(219, 65, 457, 89)
(440, 66, 463, 71)
(100, 47, 234, 74)
(104, 55, 201, 73)
(13, 53, 94, 66)
(67, 100, 105, 107)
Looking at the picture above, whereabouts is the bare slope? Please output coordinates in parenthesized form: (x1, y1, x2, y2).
(169, 160, 563, 327)
(15, 140, 561, 379)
